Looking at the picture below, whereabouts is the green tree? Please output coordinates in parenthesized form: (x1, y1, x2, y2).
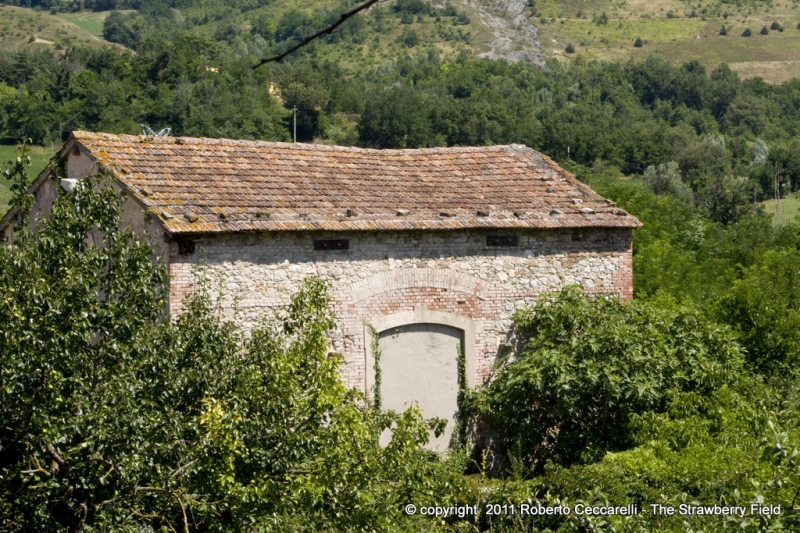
(642, 161, 693, 203)
(0, 156, 467, 532)
(469, 286, 744, 473)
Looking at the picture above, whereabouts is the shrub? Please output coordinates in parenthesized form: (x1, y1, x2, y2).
(720, 25, 728, 35)
(565, 42, 575, 53)
(771, 20, 781, 30)
(742, 27, 752, 36)
(393, 0, 426, 15)
(399, 28, 419, 46)
(761, 25, 769, 35)
(634, 37, 644, 47)
(468, 286, 745, 473)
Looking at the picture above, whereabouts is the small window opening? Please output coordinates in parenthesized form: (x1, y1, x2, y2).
(178, 240, 196, 256)
(314, 239, 349, 251)
(487, 235, 518, 247)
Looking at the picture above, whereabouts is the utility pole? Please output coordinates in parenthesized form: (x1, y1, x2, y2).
(774, 162, 781, 226)
(293, 105, 297, 144)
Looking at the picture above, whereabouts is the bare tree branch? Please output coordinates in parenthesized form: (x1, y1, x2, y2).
(252, 0, 383, 68)
(47, 444, 67, 469)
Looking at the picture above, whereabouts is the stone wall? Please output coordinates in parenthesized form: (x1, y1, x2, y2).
(168, 228, 633, 391)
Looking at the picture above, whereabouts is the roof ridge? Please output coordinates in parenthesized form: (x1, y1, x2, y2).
(61, 130, 641, 235)
(71, 131, 511, 155)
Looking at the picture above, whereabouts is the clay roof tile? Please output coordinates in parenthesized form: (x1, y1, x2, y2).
(69, 131, 641, 235)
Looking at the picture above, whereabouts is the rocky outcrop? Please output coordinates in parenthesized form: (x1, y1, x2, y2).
(464, 0, 545, 65)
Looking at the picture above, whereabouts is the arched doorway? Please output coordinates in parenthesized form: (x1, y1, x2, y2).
(365, 306, 475, 451)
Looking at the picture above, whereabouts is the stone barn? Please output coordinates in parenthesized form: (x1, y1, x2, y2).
(2, 132, 640, 450)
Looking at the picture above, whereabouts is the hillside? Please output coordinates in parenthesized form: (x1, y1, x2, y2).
(534, 0, 800, 83)
(87, 0, 800, 82)
(0, 4, 115, 51)
(3, 1, 800, 83)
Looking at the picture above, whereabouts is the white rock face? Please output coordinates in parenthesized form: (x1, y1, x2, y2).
(464, 0, 546, 65)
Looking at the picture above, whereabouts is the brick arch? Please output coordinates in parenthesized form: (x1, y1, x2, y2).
(342, 268, 488, 304)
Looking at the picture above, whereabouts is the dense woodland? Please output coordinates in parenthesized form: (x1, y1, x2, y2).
(2, 0, 800, 222)
(4, 0, 800, 532)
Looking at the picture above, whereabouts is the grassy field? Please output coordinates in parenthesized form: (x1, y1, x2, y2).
(761, 197, 800, 224)
(533, 0, 800, 83)
(0, 145, 52, 212)
(55, 11, 109, 40)
(0, 5, 111, 51)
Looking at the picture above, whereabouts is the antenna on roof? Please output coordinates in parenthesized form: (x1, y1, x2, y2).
(141, 124, 172, 137)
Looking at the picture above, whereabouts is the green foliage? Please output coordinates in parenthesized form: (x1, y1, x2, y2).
(720, 24, 728, 35)
(2, 141, 33, 229)
(643, 161, 693, 203)
(400, 27, 420, 47)
(761, 25, 770, 35)
(468, 286, 744, 473)
(564, 42, 575, 53)
(717, 249, 800, 375)
(743, 27, 752, 36)
(634, 36, 643, 47)
(596, 178, 800, 378)
(0, 0, 140, 12)
(0, 171, 469, 532)
(481, 375, 800, 532)
(466, 283, 800, 532)
(368, 323, 382, 411)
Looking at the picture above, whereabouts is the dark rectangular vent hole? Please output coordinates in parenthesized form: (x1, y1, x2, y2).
(487, 235, 518, 247)
(314, 239, 349, 251)
(178, 240, 196, 256)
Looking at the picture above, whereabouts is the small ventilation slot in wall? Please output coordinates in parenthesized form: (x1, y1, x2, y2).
(178, 240, 196, 256)
(487, 235, 518, 247)
(314, 239, 349, 251)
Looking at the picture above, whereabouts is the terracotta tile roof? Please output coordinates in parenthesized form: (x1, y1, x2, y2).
(70, 131, 641, 235)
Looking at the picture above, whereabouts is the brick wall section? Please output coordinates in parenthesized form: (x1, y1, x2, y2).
(168, 241, 195, 316)
(612, 235, 634, 300)
(167, 228, 633, 390)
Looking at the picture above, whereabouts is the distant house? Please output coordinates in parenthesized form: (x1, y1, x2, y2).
(1, 132, 640, 450)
